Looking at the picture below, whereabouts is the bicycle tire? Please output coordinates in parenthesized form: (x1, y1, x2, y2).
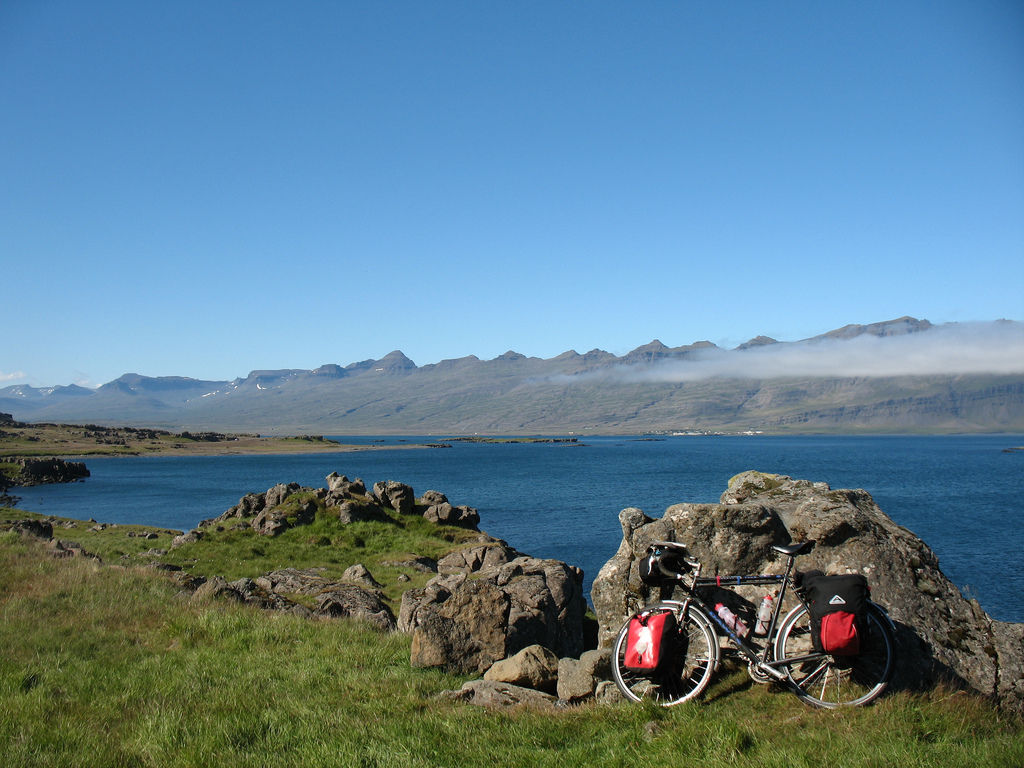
(611, 602, 719, 706)
(774, 601, 896, 708)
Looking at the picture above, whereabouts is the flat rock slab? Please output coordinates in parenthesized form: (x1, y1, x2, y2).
(439, 679, 558, 709)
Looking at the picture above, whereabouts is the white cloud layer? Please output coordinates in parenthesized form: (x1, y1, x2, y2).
(573, 322, 1024, 383)
(0, 371, 27, 383)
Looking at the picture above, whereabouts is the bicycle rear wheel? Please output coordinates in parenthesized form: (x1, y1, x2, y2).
(611, 602, 719, 706)
(774, 601, 896, 708)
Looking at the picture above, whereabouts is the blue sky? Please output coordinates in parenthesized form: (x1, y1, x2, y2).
(2, 1, 1022, 387)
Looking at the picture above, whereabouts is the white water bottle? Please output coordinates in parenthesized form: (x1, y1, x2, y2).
(755, 593, 774, 635)
(716, 603, 749, 638)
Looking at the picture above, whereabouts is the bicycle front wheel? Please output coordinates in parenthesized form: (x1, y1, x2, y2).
(774, 601, 896, 708)
(611, 602, 719, 706)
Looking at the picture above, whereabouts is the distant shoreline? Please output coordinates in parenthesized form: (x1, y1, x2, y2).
(0, 421, 422, 461)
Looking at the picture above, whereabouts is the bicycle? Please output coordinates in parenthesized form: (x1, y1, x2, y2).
(611, 540, 897, 709)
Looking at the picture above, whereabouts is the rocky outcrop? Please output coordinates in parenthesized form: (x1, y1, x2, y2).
(400, 554, 587, 674)
(592, 471, 1024, 714)
(445, 643, 622, 708)
(185, 473, 583, 652)
(4, 471, 584, 670)
(252, 497, 317, 536)
(314, 584, 396, 630)
(336, 500, 391, 525)
(198, 474, 480, 535)
(189, 568, 396, 629)
(3, 457, 90, 486)
(372, 481, 415, 514)
(4, 518, 101, 560)
(325, 473, 367, 504)
(8, 518, 54, 539)
(436, 541, 521, 575)
(422, 502, 481, 529)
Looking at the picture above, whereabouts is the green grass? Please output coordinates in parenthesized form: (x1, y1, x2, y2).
(1, 525, 1022, 767)
(0, 495, 481, 602)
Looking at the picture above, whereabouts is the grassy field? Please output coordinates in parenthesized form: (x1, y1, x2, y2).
(0, 421, 402, 459)
(1, 503, 1022, 767)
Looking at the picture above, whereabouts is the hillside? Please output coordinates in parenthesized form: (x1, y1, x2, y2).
(4, 318, 1023, 434)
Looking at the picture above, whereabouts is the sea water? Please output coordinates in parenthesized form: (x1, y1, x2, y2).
(13, 434, 1024, 623)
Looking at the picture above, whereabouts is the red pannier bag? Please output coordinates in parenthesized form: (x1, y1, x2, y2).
(802, 572, 869, 657)
(624, 609, 677, 672)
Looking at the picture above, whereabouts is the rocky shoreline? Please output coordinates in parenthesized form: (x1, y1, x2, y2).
(1, 456, 90, 487)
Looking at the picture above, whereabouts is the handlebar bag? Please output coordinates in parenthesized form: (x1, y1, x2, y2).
(802, 573, 869, 656)
(624, 609, 678, 672)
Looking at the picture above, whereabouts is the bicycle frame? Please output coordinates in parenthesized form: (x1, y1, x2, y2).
(661, 547, 806, 682)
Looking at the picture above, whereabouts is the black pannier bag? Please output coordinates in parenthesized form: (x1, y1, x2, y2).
(638, 543, 690, 586)
(801, 572, 869, 656)
(624, 609, 678, 672)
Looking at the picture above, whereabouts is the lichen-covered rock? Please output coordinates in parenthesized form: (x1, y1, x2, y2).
(217, 491, 266, 521)
(437, 541, 520, 575)
(591, 471, 1024, 714)
(264, 482, 301, 509)
(557, 649, 612, 703)
(342, 563, 384, 589)
(402, 556, 587, 673)
(420, 490, 448, 506)
(252, 498, 317, 536)
(336, 500, 391, 525)
(422, 502, 481, 530)
(438, 679, 558, 709)
(257, 567, 335, 595)
(171, 530, 202, 547)
(315, 585, 396, 630)
(193, 575, 243, 603)
(483, 644, 559, 694)
(373, 480, 415, 514)
(325, 473, 367, 505)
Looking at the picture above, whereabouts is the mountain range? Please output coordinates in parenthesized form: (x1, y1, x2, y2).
(4, 317, 1023, 434)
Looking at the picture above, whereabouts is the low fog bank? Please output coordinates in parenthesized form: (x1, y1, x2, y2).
(565, 321, 1024, 383)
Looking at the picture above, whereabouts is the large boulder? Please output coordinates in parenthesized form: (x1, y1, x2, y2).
(422, 502, 481, 530)
(557, 649, 612, 703)
(336, 500, 391, 525)
(216, 491, 266, 521)
(315, 585, 396, 631)
(324, 473, 367, 505)
(264, 482, 301, 508)
(251, 498, 317, 536)
(436, 541, 520, 575)
(373, 480, 416, 514)
(483, 644, 559, 694)
(591, 471, 1024, 714)
(400, 556, 587, 674)
(342, 563, 384, 589)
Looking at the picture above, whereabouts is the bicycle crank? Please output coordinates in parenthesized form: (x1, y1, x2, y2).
(749, 660, 789, 684)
